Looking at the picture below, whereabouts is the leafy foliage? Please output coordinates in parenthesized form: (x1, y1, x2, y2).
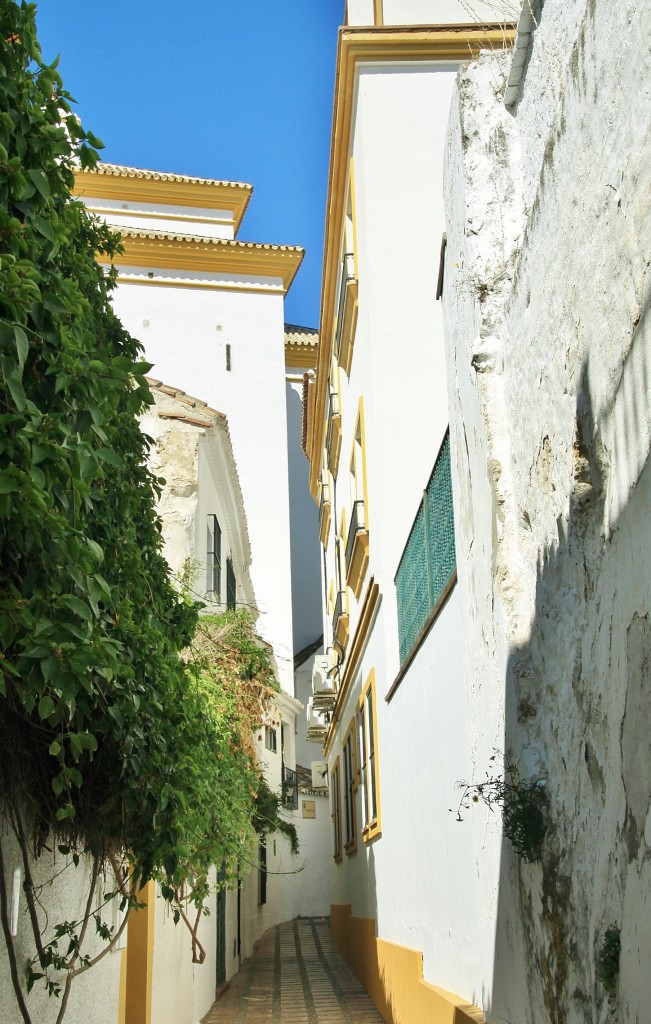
(0, 4, 296, 1017)
(0, 0, 197, 866)
(452, 751, 547, 862)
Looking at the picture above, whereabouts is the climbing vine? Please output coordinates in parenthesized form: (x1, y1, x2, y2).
(0, 5, 296, 1020)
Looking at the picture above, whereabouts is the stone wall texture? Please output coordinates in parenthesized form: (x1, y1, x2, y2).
(443, 2, 651, 1022)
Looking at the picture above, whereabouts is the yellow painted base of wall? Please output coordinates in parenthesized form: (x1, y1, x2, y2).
(125, 880, 155, 1024)
(330, 904, 485, 1024)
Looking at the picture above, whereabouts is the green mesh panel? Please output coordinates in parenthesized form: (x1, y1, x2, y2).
(395, 431, 456, 664)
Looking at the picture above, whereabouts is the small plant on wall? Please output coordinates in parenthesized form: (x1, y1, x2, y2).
(596, 925, 621, 1005)
(451, 751, 547, 862)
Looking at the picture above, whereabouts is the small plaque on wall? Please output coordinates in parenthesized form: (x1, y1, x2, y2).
(302, 800, 316, 819)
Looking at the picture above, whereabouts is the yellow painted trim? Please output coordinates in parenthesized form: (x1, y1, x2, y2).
(83, 205, 234, 227)
(324, 577, 380, 756)
(330, 905, 487, 1024)
(285, 343, 318, 369)
(307, 22, 516, 497)
(319, 496, 332, 547)
(359, 668, 381, 841)
(115, 275, 284, 296)
(74, 171, 252, 233)
(102, 234, 303, 293)
(373, 0, 384, 27)
(125, 880, 155, 1024)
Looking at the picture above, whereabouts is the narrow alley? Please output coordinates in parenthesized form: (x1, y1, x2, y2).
(202, 919, 385, 1024)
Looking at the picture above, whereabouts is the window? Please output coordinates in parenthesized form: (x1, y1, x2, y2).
(342, 721, 357, 853)
(265, 726, 277, 753)
(206, 515, 222, 599)
(395, 429, 456, 664)
(226, 556, 236, 611)
(282, 765, 298, 811)
(358, 670, 381, 840)
(331, 758, 342, 861)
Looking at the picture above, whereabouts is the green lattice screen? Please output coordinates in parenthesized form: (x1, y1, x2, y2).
(395, 430, 456, 664)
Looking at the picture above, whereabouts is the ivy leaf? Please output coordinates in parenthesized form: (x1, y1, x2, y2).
(14, 325, 28, 368)
(97, 447, 124, 468)
(63, 596, 93, 621)
(27, 168, 50, 200)
(38, 695, 54, 719)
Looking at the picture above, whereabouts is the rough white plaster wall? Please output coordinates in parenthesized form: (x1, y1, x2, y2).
(0, 831, 122, 1024)
(443, 2, 651, 1020)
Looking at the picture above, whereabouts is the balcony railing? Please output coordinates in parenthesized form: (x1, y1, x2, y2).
(319, 478, 331, 545)
(332, 590, 349, 651)
(281, 765, 298, 810)
(334, 253, 357, 364)
(345, 499, 369, 597)
(345, 500, 366, 571)
(326, 390, 342, 475)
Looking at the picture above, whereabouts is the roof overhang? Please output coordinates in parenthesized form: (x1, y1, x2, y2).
(307, 23, 516, 498)
(74, 165, 253, 234)
(99, 230, 304, 295)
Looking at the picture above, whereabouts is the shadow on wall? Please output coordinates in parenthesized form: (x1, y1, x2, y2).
(487, 344, 651, 1023)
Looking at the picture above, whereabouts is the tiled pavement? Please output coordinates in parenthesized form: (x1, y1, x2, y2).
(202, 917, 385, 1024)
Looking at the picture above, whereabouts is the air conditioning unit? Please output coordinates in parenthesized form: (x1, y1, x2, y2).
(312, 654, 334, 695)
(311, 760, 328, 789)
(306, 698, 327, 743)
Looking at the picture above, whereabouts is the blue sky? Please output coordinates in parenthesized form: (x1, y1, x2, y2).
(35, 1, 344, 328)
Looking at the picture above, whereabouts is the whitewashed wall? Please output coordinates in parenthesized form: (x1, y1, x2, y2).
(347, 0, 519, 26)
(443, 2, 651, 1020)
(342, 60, 458, 686)
(151, 870, 217, 1024)
(0, 829, 122, 1024)
(114, 279, 295, 692)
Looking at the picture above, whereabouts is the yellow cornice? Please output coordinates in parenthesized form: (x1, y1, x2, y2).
(285, 343, 318, 370)
(73, 170, 252, 234)
(308, 23, 515, 497)
(99, 232, 304, 294)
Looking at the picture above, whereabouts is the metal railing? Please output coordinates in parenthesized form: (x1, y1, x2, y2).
(333, 590, 346, 640)
(281, 766, 298, 810)
(334, 252, 356, 360)
(319, 478, 330, 515)
(326, 389, 340, 452)
(345, 499, 366, 571)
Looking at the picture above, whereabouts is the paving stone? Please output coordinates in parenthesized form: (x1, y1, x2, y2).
(201, 918, 384, 1024)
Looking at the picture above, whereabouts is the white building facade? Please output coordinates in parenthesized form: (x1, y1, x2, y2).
(73, 164, 302, 694)
(305, 5, 514, 1022)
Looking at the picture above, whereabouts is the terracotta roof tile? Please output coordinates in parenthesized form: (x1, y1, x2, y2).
(284, 323, 319, 347)
(83, 162, 252, 192)
(120, 227, 304, 255)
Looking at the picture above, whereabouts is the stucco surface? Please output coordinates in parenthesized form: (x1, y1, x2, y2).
(0, 831, 122, 1024)
(443, 2, 651, 1020)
